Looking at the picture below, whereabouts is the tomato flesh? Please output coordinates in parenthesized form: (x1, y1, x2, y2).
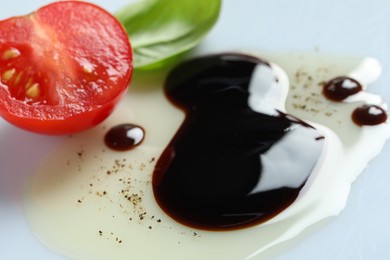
(0, 1, 133, 134)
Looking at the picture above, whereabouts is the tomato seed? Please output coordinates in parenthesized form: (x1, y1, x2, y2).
(14, 72, 23, 85)
(25, 83, 40, 98)
(82, 66, 93, 74)
(2, 48, 20, 60)
(2, 68, 15, 81)
(25, 78, 33, 89)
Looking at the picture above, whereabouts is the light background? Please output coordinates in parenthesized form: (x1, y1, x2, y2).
(0, 0, 389, 259)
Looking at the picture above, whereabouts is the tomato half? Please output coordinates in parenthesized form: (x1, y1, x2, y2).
(0, 1, 132, 134)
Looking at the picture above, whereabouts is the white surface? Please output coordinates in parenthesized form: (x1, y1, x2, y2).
(0, 0, 390, 259)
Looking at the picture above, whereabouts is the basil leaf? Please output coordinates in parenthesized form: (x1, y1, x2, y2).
(115, 0, 221, 70)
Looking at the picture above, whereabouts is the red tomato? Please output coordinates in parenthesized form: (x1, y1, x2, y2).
(0, 1, 132, 135)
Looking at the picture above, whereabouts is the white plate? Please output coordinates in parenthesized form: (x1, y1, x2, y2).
(1, 0, 390, 259)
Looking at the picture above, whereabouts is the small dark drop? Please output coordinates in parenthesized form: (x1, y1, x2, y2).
(104, 124, 145, 151)
(152, 53, 325, 231)
(323, 76, 362, 101)
(352, 105, 387, 126)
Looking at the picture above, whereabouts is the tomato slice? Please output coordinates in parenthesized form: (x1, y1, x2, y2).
(0, 1, 132, 134)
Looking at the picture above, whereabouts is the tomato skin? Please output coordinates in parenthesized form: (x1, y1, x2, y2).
(0, 1, 133, 135)
(0, 93, 119, 135)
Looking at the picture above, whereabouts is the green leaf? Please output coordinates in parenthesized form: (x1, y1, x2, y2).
(115, 0, 221, 70)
